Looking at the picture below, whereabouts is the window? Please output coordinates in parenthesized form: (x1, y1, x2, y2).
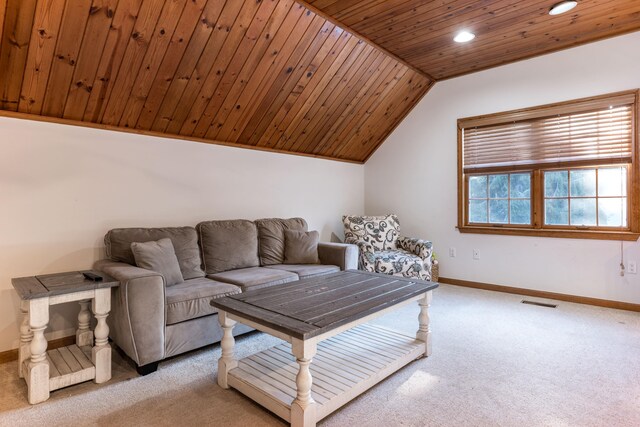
(543, 167, 627, 227)
(468, 173, 531, 225)
(457, 90, 639, 240)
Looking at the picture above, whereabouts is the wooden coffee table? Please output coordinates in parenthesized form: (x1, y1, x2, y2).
(210, 270, 438, 427)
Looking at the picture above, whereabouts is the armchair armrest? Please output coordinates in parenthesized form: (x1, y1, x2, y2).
(317, 242, 358, 270)
(93, 259, 166, 366)
(397, 236, 433, 261)
(344, 238, 377, 271)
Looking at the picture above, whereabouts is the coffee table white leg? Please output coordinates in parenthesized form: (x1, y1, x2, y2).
(92, 288, 111, 383)
(291, 339, 318, 427)
(27, 297, 49, 404)
(76, 299, 93, 347)
(18, 300, 33, 378)
(218, 311, 237, 389)
(416, 290, 433, 357)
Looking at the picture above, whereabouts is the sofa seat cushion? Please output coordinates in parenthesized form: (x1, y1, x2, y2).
(208, 267, 298, 292)
(165, 277, 241, 325)
(266, 264, 339, 279)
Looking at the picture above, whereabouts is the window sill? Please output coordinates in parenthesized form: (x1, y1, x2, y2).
(457, 226, 640, 241)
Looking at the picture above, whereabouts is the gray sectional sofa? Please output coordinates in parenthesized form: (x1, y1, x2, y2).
(94, 218, 357, 374)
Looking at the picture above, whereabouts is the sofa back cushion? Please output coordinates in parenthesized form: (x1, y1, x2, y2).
(255, 218, 307, 265)
(197, 219, 259, 274)
(342, 214, 400, 251)
(105, 227, 205, 279)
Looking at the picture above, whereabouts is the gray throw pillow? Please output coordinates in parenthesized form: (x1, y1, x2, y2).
(131, 238, 184, 286)
(283, 230, 320, 264)
(255, 218, 307, 265)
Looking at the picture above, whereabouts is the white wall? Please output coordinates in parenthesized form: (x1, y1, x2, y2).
(0, 118, 364, 352)
(365, 32, 640, 304)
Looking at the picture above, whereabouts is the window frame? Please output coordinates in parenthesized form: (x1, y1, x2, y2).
(457, 90, 640, 241)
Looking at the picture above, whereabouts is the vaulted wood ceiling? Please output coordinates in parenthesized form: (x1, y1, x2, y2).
(306, 0, 640, 80)
(1, 1, 639, 162)
(0, 0, 431, 162)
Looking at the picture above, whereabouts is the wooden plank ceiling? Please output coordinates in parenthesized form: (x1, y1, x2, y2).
(306, 0, 640, 80)
(0, 0, 432, 163)
(2, 1, 639, 162)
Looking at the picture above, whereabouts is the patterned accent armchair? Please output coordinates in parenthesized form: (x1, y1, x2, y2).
(342, 214, 433, 281)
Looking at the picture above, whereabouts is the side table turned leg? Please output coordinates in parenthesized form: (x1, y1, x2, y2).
(27, 297, 50, 404)
(217, 311, 237, 389)
(76, 299, 93, 347)
(18, 300, 33, 378)
(92, 288, 111, 383)
(416, 290, 433, 357)
(291, 339, 318, 427)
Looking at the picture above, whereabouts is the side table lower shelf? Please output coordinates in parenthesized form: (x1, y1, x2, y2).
(23, 344, 97, 392)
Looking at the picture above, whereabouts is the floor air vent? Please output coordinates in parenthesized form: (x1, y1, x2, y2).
(521, 300, 558, 308)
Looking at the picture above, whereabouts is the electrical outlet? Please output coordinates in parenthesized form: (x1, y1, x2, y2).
(473, 249, 480, 260)
(628, 261, 637, 274)
(449, 247, 456, 258)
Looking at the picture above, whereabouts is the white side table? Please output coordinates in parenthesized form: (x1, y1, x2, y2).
(12, 271, 119, 404)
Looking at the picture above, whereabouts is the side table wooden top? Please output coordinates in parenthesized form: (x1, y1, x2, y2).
(11, 271, 119, 300)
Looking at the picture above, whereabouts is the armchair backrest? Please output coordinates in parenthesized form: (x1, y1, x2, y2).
(342, 214, 400, 251)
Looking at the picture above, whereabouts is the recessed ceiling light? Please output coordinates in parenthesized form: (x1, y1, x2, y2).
(454, 31, 475, 43)
(549, 1, 577, 15)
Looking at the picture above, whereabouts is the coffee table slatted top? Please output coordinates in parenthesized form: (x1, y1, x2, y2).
(210, 270, 438, 340)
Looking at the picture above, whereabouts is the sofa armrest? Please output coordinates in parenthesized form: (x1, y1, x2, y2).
(317, 242, 358, 270)
(396, 236, 433, 261)
(93, 260, 166, 366)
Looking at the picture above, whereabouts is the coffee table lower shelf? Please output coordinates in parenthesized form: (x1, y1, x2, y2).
(227, 323, 425, 423)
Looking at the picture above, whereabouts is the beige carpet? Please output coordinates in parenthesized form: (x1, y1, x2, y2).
(1, 284, 639, 427)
